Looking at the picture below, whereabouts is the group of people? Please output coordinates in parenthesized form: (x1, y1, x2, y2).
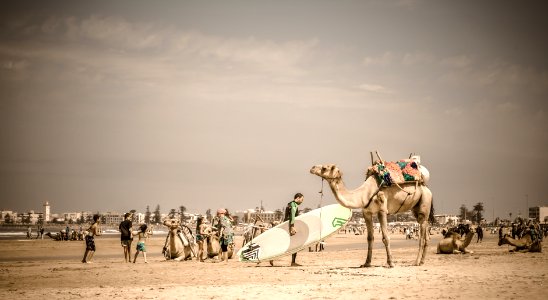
(26, 225, 45, 239)
(80, 192, 307, 266)
(499, 219, 544, 244)
(119, 212, 152, 263)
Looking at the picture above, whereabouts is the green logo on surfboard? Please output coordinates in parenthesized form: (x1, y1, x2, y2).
(331, 217, 347, 228)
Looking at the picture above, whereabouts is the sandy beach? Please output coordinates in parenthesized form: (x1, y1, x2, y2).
(0, 231, 546, 299)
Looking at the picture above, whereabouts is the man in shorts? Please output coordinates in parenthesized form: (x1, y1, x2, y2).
(82, 214, 101, 263)
(119, 213, 133, 263)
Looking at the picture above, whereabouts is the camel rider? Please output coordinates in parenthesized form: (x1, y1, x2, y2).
(214, 208, 234, 263)
(285, 193, 304, 266)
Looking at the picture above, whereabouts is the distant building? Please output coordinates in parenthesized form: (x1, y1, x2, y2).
(234, 209, 279, 224)
(434, 214, 459, 225)
(0, 210, 17, 224)
(529, 206, 548, 223)
(102, 212, 124, 225)
(43, 201, 51, 222)
(64, 212, 82, 223)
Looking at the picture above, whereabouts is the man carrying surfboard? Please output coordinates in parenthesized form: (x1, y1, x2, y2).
(270, 192, 304, 267)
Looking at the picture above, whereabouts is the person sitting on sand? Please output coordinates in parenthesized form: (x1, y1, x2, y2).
(82, 214, 101, 263)
(133, 224, 151, 263)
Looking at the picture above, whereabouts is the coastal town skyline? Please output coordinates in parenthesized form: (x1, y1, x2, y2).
(1, 1, 547, 219)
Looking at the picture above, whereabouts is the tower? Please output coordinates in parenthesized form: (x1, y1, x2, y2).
(43, 201, 50, 222)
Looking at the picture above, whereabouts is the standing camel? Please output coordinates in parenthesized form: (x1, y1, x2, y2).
(310, 163, 434, 267)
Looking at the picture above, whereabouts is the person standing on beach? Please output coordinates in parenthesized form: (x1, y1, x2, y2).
(213, 208, 233, 263)
(270, 193, 304, 267)
(195, 216, 207, 262)
(82, 214, 101, 263)
(133, 224, 150, 263)
(119, 213, 133, 263)
(476, 225, 483, 243)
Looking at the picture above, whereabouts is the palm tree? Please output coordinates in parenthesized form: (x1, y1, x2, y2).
(473, 202, 484, 224)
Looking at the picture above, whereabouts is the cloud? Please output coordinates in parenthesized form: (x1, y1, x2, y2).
(358, 83, 392, 94)
(362, 51, 434, 66)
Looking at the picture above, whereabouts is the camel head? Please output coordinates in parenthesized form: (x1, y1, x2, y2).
(310, 164, 343, 181)
(163, 218, 181, 230)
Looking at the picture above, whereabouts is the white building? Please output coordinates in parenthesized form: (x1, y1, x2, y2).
(529, 206, 548, 222)
(434, 214, 459, 225)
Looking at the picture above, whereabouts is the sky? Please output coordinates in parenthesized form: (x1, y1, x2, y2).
(0, 0, 547, 219)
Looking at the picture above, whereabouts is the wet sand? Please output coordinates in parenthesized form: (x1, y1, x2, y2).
(0, 231, 546, 299)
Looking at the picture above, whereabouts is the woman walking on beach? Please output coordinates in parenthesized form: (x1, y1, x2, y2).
(82, 214, 101, 263)
(133, 224, 151, 263)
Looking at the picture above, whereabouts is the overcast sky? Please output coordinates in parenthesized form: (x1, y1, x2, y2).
(1, 0, 546, 219)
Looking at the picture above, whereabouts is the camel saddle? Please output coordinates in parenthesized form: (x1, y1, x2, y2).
(368, 159, 422, 187)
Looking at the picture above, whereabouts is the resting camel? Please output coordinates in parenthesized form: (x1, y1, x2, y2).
(162, 219, 196, 261)
(45, 232, 63, 241)
(310, 162, 434, 267)
(498, 231, 542, 253)
(437, 226, 475, 254)
(205, 226, 235, 260)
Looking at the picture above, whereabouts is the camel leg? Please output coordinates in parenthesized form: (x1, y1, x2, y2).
(377, 211, 394, 268)
(361, 211, 374, 268)
(414, 191, 432, 265)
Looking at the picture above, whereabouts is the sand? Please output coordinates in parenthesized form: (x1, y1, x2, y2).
(0, 231, 546, 299)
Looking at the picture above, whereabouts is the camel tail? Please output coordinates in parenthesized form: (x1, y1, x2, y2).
(428, 199, 435, 225)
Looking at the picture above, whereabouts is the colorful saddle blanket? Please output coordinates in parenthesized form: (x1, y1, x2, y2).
(368, 159, 422, 186)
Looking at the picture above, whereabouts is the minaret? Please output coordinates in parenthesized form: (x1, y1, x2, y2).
(43, 201, 50, 222)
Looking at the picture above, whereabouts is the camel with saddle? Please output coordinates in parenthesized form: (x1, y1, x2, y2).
(310, 151, 433, 267)
(499, 229, 542, 253)
(162, 219, 197, 261)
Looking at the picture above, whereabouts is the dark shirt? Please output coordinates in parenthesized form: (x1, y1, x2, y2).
(119, 220, 132, 241)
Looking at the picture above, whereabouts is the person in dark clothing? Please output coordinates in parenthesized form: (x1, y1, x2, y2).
(285, 193, 304, 266)
(119, 213, 133, 263)
(476, 225, 483, 243)
(268, 193, 305, 267)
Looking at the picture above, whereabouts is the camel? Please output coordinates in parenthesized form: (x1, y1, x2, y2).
(498, 231, 542, 253)
(204, 225, 234, 260)
(310, 162, 434, 267)
(162, 219, 196, 261)
(45, 232, 63, 241)
(437, 226, 475, 254)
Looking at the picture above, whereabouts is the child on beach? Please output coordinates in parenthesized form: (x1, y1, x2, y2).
(133, 224, 151, 263)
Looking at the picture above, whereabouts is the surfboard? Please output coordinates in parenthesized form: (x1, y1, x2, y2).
(237, 204, 352, 262)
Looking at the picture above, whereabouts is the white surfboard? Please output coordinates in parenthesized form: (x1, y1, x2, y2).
(237, 204, 352, 262)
